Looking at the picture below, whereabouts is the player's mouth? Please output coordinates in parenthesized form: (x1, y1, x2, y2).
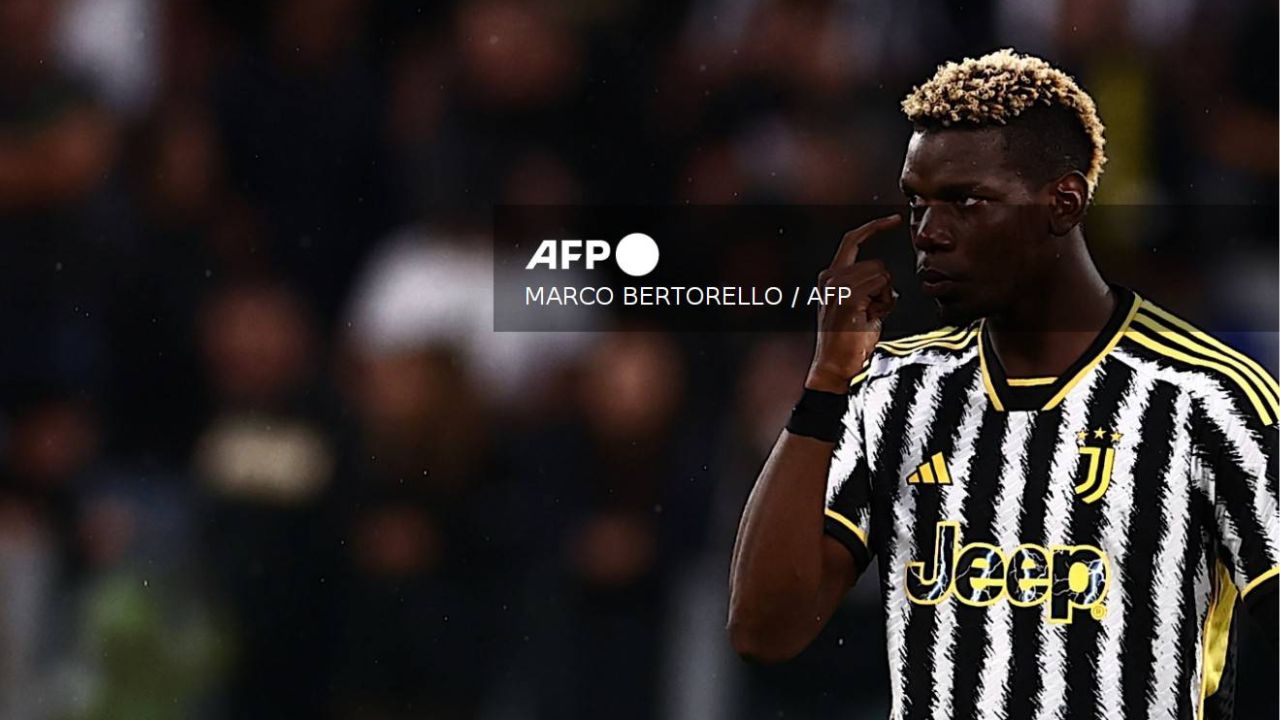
(916, 267, 956, 296)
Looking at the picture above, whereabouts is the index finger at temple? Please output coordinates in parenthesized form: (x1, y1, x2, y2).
(830, 214, 902, 270)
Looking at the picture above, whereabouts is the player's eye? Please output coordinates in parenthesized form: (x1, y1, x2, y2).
(957, 196, 987, 208)
(906, 199, 926, 224)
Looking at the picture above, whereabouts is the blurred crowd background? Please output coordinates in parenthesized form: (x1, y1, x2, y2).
(0, 0, 1275, 718)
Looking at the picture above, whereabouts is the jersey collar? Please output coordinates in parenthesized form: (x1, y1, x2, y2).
(978, 286, 1142, 412)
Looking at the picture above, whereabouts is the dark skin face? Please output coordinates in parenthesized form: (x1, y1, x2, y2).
(899, 126, 1092, 328)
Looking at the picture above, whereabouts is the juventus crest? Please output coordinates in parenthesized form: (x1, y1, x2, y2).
(1074, 427, 1122, 504)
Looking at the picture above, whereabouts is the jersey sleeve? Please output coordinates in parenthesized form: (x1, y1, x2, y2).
(1199, 377, 1280, 606)
(823, 376, 874, 569)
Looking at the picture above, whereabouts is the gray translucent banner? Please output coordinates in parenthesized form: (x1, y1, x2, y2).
(493, 205, 1277, 339)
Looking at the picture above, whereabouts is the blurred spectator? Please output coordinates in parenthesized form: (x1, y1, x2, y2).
(67, 470, 229, 720)
(0, 0, 118, 211)
(0, 387, 100, 719)
(103, 99, 256, 463)
(344, 223, 592, 411)
(0, 496, 58, 720)
(57, 0, 160, 118)
(213, 0, 395, 318)
(0, 0, 118, 396)
(193, 280, 342, 717)
(507, 332, 713, 719)
(330, 328, 512, 718)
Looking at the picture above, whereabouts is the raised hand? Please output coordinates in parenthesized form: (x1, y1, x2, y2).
(805, 214, 902, 392)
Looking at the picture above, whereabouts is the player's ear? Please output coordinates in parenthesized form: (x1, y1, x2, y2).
(1047, 171, 1088, 236)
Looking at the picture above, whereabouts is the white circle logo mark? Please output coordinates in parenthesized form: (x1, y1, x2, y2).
(615, 232, 660, 277)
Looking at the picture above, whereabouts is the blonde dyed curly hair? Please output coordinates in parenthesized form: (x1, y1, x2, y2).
(902, 49, 1107, 199)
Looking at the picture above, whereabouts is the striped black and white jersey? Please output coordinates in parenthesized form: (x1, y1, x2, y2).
(823, 286, 1279, 720)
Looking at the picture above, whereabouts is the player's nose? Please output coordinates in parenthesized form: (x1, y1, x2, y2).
(910, 205, 954, 251)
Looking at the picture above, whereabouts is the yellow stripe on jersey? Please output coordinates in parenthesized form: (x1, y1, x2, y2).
(1126, 329, 1274, 425)
(1242, 565, 1280, 598)
(1198, 562, 1238, 720)
(1006, 377, 1057, 387)
(1042, 292, 1143, 411)
(880, 326, 966, 349)
(879, 328, 978, 357)
(1133, 311, 1280, 413)
(1141, 302, 1280, 398)
(824, 508, 869, 549)
(879, 326, 974, 351)
(976, 320, 1005, 411)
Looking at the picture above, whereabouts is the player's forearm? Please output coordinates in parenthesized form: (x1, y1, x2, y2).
(729, 216, 893, 662)
(727, 431, 843, 662)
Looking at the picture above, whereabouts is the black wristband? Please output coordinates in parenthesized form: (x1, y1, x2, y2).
(786, 388, 849, 443)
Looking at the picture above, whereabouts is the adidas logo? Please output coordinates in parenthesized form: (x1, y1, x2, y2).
(907, 452, 952, 485)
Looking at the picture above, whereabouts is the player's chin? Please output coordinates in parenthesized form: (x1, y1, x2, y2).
(931, 295, 981, 327)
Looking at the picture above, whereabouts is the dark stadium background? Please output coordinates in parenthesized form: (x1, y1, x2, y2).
(0, 0, 1275, 718)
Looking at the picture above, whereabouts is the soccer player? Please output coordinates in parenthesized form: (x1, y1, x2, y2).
(727, 49, 1278, 720)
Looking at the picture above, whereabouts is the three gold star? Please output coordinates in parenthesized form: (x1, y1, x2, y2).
(1078, 427, 1123, 445)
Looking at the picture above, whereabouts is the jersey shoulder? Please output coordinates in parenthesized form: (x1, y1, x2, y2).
(1118, 297, 1279, 426)
(850, 322, 980, 389)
